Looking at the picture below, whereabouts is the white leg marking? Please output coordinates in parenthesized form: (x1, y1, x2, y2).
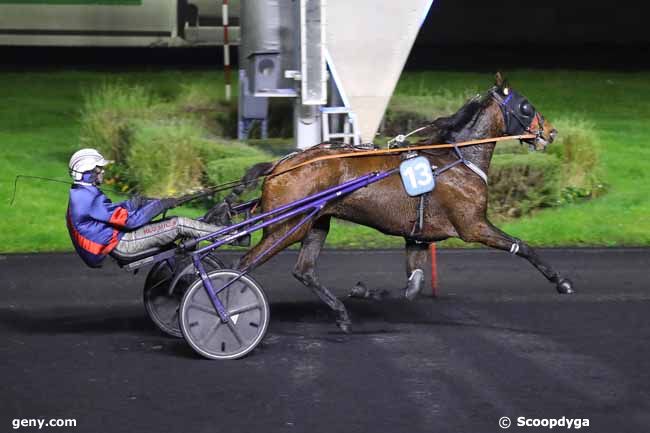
(509, 242, 520, 255)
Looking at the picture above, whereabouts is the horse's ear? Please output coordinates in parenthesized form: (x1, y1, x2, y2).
(495, 72, 505, 88)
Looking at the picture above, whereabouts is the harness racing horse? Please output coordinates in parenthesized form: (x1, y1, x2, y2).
(233, 73, 574, 332)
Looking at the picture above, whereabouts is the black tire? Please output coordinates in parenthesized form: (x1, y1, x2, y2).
(179, 270, 270, 360)
(143, 253, 223, 338)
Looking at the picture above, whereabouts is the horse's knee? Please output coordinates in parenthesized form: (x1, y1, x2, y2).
(457, 228, 482, 243)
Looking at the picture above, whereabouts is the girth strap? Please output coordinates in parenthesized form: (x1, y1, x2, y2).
(409, 194, 427, 237)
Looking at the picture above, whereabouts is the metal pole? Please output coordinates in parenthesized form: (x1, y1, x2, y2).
(222, 0, 231, 102)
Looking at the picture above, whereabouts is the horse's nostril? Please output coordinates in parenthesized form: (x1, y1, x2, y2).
(549, 129, 558, 142)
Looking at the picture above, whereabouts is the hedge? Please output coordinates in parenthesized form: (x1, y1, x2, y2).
(488, 153, 561, 217)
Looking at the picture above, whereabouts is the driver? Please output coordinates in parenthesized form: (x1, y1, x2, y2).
(66, 148, 224, 268)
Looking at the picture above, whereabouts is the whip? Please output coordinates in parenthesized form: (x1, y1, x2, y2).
(8, 174, 254, 207)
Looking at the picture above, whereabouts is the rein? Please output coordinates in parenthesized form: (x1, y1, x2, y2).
(266, 134, 535, 179)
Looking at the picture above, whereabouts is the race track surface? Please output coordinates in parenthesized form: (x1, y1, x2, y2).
(1, 248, 649, 433)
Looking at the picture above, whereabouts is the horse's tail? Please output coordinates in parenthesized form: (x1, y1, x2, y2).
(231, 161, 275, 198)
(204, 161, 274, 225)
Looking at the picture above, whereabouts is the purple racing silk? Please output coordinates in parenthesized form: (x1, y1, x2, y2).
(66, 184, 166, 267)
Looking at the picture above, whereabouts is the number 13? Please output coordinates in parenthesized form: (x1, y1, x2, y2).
(403, 162, 433, 188)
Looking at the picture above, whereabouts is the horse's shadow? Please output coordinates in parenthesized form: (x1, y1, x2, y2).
(269, 297, 535, 336)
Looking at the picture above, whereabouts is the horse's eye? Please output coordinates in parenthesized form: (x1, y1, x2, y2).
(520, 101, 534, 117)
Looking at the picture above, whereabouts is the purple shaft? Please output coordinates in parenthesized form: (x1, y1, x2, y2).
(187, 167, 399, 322)
(241, 206, 321, 273)
(189, 172, 380, 247)
(192, 255, 229, 321)
(194, 168, 398, 256)
(203, 207, 321, 300)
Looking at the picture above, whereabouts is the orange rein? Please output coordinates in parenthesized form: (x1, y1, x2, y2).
(266, 134, 536, 179)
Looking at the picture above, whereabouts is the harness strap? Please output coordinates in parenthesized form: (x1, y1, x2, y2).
(464, 160, 488, 184)
(451, 145, 489, 184)
(267, 134, 534, 179)
(409, 193, 426, 237)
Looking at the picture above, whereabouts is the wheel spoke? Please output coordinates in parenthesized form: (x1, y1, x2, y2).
(148, 276, 172, 291)
(226, 320, 244, 346)
(228, 303, 261, 316)
(200, 321, 222, 345)
(188, 303, 219, 317)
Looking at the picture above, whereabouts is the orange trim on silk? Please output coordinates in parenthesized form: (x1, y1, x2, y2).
(109, 207, 128, 228)
(67, 211, 120, 255)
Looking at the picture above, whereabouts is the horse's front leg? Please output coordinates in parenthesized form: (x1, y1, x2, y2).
(404, 239, 428, 300)
(457, 219, 574, 294)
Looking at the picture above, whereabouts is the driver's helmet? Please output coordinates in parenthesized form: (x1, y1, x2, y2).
(68, 148, 112, 182)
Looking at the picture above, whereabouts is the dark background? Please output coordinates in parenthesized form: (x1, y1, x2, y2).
(410, 0, 650, 69)
(1, 0, 649, 69)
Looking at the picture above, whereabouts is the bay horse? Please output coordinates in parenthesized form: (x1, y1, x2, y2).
(230, 73, 574, 332)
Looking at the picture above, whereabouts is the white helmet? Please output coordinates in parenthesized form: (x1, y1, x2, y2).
(68, 148, 112, 181)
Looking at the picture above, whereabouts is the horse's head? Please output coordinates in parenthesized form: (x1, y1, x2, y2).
(491, 72, 557, 151)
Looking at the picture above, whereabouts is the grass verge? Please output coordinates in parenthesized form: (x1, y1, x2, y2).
(1, 69, 648, 252)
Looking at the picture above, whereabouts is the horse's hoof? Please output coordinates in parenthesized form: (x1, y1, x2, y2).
(337, 320, 352, 334)
(556, 278, 575, 294)
(348, 282, 370, 299)
(405, 269, 424, 301)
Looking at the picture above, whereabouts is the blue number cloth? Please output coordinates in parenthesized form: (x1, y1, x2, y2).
(399, 156, 435, 197)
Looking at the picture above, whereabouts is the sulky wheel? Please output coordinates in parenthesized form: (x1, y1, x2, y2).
(143, 253, 223, 338)
(179, 269, 269, 360)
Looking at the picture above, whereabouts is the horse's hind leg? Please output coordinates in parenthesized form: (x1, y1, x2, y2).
(292, 217, 353, 333)
(457, 219, 574, 294)
(236, 220, 308, 271)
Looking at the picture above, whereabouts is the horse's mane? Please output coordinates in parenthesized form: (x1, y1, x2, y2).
(420, 91, 493, 145)
(269, 89, 495, 169)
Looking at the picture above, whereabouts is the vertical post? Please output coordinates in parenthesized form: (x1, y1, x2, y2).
(430, 243, 437, 296)
(222, 0, 231, 102)
(322, 111, 330, 142)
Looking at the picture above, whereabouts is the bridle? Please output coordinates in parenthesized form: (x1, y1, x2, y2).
(490, 87, 545, 142)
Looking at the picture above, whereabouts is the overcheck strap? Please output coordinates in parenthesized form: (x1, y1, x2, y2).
(267, 134, 535, 179)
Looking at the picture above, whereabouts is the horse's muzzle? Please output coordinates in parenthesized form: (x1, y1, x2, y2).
(529, 127, 557, 151)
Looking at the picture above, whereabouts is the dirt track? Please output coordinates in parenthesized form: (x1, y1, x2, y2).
(1, 248, 649, 433)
